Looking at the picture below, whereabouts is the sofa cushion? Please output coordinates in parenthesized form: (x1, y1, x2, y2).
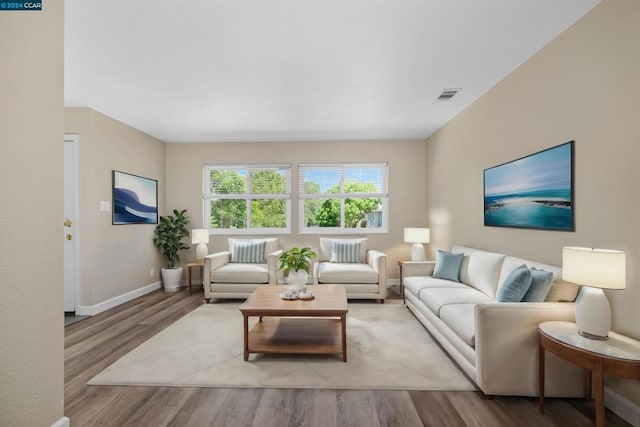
(420, 287, 492, 316)
(231, 240, 266, 263)
(522, 267, 554, 302)
(454, 247, 506, 299)
(403, 276, 468, 299)
(496, 264, 532, 302)
(317, 261, 378, 284)
(330, 240, 361, 263)
(211, 263, 269, 283)
(433, 251, 464, 282)
(319, 238, 367, 263)
(439, 304, 476, 347)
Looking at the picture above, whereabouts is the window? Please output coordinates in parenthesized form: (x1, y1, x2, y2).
(299, 162, 388, 234)
(203, 164, 291, 234)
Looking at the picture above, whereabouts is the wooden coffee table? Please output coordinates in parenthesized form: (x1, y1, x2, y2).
(239, 284, 348, 362)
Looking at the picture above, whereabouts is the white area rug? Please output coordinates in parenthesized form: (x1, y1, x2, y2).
(88, 301, 475, 390)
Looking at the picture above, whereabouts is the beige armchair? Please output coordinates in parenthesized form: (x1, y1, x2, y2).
(203, 238, 282, 302)
(313, 237, 387, 303)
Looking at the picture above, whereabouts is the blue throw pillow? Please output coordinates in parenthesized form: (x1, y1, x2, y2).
(496, 264, 532, 302)
(433, 251, 464, 282)
(521, 267, 554, 302)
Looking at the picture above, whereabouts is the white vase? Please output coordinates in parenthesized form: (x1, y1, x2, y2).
(287, 270, 308, 293)
(161, 267, 183, 292)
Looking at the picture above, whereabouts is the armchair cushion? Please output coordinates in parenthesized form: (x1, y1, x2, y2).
(231, 240, 266, 263)
(330, 240, 361, 263)
(317, 262, 378, 284)
(211, 263, 269, 283)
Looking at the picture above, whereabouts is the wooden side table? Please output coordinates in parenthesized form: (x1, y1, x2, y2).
(538, 321, 640, 427)
(186, 261, 204, 294)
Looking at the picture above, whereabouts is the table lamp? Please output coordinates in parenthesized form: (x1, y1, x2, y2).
(191, 229, 209, 262)
(404, 228, 430, 261)
(562, 247, 626, 340)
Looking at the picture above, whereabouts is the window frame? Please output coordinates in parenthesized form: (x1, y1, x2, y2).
(203, 164, 292, 235)
(298, 162, 389, 234)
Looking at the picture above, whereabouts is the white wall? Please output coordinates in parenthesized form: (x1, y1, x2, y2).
(66, 107, 167, 308)
(166, 140, 427, 278)
(0, 2, 65, 425)
(425, 0, 639, 404)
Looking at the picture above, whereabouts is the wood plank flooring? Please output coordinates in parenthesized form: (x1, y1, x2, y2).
(65, 289, 630, 426)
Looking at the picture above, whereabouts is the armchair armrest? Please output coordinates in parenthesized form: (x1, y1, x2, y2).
(312, 262, 320, 285)
(367, 250, 387, 300)
(402, 261, 435, 277)
(475, 302, 578, 396)
(203, 251, 231, 290)
(267, 249, 283, 284)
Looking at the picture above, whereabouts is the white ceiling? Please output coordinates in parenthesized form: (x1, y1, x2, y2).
(64, 0, 599, 143)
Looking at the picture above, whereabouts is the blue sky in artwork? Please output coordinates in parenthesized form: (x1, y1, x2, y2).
(484, 143, 572, 196)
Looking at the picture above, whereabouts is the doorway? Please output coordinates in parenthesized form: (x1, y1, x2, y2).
(64, 135, 80, 315)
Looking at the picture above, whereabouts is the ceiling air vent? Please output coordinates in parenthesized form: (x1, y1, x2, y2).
(436, 88, 461, 101)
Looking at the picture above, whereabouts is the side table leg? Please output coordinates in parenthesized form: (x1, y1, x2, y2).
(594, 362, 604, 427)
(585, 369, 592, 401)
(187, 266, 192, 294)
(341, 314, 347, 362)
(538, 341, 545, 414)
(243, 315, 249, 361)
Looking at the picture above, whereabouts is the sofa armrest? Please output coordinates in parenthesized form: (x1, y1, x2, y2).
(475, 302, 581, 396)
(367, 250, 387, 300)
(267, 249, 283, 284)
(402, 261, 435, 277)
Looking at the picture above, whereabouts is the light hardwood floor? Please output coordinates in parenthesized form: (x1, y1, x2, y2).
(65, 289, 630, 426)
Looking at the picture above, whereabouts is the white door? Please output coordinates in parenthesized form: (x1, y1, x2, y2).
(64, 135, 79, 312)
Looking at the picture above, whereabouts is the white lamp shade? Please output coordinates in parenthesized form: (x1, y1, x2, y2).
(404, 228, 430, 244)
(191, 229, 209, 245)
(562, 247, 626, 289)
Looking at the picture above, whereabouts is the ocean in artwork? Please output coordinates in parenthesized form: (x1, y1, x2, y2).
(484, 189, 572, 230)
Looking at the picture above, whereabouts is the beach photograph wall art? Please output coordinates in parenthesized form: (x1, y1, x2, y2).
(483, 141, 574, 231)
(112, 170, 158, 225)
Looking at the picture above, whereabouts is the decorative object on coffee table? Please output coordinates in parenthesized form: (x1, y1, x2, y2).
(278, 246, 317, 294)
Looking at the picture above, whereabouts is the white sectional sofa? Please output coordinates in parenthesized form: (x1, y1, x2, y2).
(403, 245, 585, 397)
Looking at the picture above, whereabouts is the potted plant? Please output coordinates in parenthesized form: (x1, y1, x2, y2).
(279, 246, 317, 292)
(153, 209, 190, 291)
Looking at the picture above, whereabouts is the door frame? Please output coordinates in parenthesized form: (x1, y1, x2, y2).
(64, 134, 81, 312)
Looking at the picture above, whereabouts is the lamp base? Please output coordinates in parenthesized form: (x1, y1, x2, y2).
(575, 286, 611, 340)
(195, 243, 208, 262)
(411, 243, 425, 261)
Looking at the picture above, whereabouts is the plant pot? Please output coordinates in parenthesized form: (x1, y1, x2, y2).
(287, 270, 308, 293)
(161, 267, 183, 292)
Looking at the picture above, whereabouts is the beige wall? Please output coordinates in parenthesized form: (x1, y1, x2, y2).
(425, 0, 639, 402)
(166, 140, 427, 277)
(66, 108, 167, 307)
(0, 2, 65, 426)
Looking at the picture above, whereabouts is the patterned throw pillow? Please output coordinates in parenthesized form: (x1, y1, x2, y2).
(232, 240, 267, 263)
(330, 241, 361, 263)
(496, 264, 532, 302)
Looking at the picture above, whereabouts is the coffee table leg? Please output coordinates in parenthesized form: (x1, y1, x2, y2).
(243, 314, 249, 361)
(341, 314, 347, 362)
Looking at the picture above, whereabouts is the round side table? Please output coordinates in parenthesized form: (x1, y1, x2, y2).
(538, 321, 640, 427)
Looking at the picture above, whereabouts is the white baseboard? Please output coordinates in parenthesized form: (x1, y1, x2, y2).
(51, 416, 70, 427)
(606, 386, 640, 427)
(76, 281, 162, 316)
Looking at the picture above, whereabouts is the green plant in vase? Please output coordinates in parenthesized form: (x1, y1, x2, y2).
(279, 246, 317, 292)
